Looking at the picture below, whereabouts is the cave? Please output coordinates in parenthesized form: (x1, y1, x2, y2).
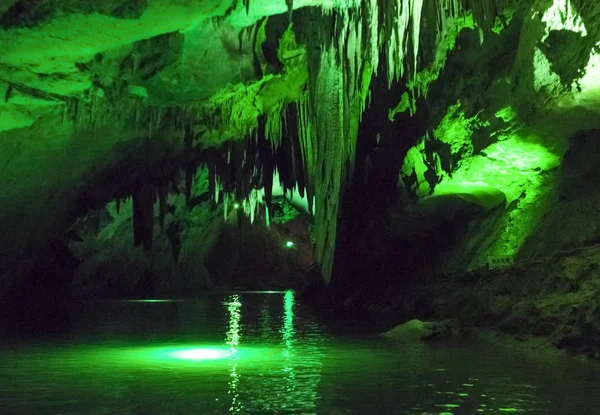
(1, 0, 600, 413)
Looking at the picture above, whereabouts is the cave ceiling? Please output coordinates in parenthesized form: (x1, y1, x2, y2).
(1, 0, 600, 283)
(1, 0, 599, 141)
(0, 0, 329, 132)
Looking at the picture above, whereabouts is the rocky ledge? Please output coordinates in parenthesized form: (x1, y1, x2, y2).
(306, 243, 600, 359)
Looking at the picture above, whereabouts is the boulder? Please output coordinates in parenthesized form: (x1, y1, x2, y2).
(382, 319, 442, 342)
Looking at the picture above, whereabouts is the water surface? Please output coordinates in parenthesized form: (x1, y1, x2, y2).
(1, 292, 599, 414)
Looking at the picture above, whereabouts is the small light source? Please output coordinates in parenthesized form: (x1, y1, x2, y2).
(285, 241, 295, 248)
(233, 203, 240, 209)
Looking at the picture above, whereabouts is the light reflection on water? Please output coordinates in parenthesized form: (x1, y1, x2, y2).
(0, 292, 599, 414)
(225, 294, 242, 413)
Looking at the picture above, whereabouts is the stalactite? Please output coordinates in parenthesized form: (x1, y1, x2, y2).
(368, 0, 379, 75)
(381, 0, 426, 85)
(64, 90, 191, 145)
(261, 135, 275, 212)
(286, 0, 293, 22)
(296, 92, 315, 214)
(262, 0, 470, 282)
(141, 185, 154, 251)
(264, 105, 285, 152)
(170, 177, 181, 195)
(185, 165, 194, 207)
(158, 183, 167, 230)
(214, 174, 222, 204)
(307, 37, 354, 284)
(132, 187, 143, 248)
(303, 0, 469, 98)
(232, 141, 249, 200)
(470, 0, 499, 35)
(131, 183, 156, 251)
(78, 0, 508, 279)
(439, 0, 464, 31)
(184, 124, 195, 207)
(412, 0, 425, 78)
(252, 18, 268, 76)
(283, 104, 306, 199)
(208, 158, 216, 199)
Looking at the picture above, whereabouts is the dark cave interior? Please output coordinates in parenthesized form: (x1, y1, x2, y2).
(1, 1, 600, 413)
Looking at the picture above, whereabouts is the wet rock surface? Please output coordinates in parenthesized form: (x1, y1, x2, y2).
(382, 319, 459, 342)
(307, 127, 600, 358)
(312, 244, 600, 359)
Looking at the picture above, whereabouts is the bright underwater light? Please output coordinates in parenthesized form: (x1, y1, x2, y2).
(166, 347, 230, 361)
(107, 344, 280, 368)
(285, 241, 295, 248)
(128, 299, 173, 303)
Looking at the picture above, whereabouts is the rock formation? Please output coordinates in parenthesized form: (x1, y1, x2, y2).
(1, 0, 600, 355)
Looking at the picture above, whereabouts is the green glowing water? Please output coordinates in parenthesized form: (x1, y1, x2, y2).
(0, 293, 599, 414)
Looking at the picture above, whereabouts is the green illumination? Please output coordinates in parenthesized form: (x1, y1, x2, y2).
(432, 132, 560, 257)
(225, 294, 243, 413)
(402, 101, 489, 198)
(495, 106, 518, 124)
(402, 138, 431, 198)
(402, 96, 562, 259)
(68, 344, 280, 369)
(491, 6, 516, 35)
(408, 12, 475, 98)
(535, 0, 593, 100)
(483, 138, 559, 172)
(234, 203, 240, 209)
(226, 294, 242, 352)
(437, 404, 460, 409)
(434, 136, 559, 203)
(541, 0, 587, 41)
(388, 92, 411, 121)
(282, 290, 295, 343)
(166, 347, 230, 361)
(281, 290, 296, 398)
(272, 199, 301, 224)
(285, 241, 295, 248)
(126, 299, 173, 303)
(534, 47, 561, 93)
(265, 204, 270, 227)
(401, 101, 488, 198)
(112, 344, 252, 365)
(260, 298, 273, 340)
(565, 44, 600, 107)
(434, 101, 482, 157)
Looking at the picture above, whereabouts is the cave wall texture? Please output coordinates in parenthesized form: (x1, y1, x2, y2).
(1, 0, 600, 309)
